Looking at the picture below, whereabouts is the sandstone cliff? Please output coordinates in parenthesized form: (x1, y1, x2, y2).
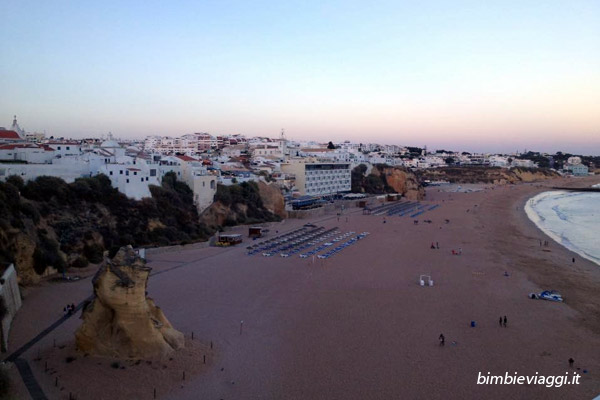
(201, 181, 283, 228)
(371, 166, 425, 200)
(75, 246, 184, 359)
(257, 181, 287, 218)
(418, 167, 560, 185)
(352, 164, 425, 200)
(0, 174, 211, 285)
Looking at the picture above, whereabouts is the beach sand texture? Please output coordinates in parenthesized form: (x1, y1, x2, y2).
(6, 176, 600, 400)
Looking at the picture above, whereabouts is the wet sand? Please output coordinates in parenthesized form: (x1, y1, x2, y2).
(6, 176, 600, 399)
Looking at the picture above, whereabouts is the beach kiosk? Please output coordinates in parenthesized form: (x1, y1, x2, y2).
(216, 233, 243, 247)
(248, 226, 264, 239)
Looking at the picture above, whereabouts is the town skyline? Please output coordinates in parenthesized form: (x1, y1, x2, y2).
(3, 115, 599, 156)
(2, 1, 599, 154)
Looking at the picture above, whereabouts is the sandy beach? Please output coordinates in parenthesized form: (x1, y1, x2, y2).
(5, 176, 600, 400)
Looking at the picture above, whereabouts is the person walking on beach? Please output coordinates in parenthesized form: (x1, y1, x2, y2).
(439, 334, 445, 346)
(569, 358, 574, 367)
(503, 316, 507, 327)
(572, 257, 575, 263)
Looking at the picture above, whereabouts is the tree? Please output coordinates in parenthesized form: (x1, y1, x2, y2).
(445, 157, 454, 165)
(327, 141, 336, 150)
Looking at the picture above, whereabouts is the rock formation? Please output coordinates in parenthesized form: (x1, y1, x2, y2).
(75, 246, 184, 359)
(418, 166, 560, 185)
(201, 181, 284, 227)
(372, 166, 425, 200)
(257, 181, 287, 218)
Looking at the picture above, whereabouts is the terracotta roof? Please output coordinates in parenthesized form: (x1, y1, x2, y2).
(301, 148, 331, 152)
(0, 143, 47, 150)
(126, 167, 141, 171)
(175, 155, 198, 162)
(45, 141, 80, 145)
(0, 130, 22, 139)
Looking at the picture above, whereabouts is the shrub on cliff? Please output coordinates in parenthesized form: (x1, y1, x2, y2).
(33, 231, 66, 274)
(213, 182, 280, 225)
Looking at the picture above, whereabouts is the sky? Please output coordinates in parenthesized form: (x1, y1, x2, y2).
(1, 0, 599, 154)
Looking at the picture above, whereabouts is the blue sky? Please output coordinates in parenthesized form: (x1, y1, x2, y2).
(1, 0, 599, 154)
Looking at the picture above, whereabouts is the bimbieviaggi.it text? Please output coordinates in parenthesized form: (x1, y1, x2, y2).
(477, 371, 580, 387)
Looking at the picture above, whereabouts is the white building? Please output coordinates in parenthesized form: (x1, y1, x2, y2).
(512, 159, 536, 168)
(281, 158, 351, 196)
(0, 143, 55, 164)
(564, 162, 589, 176)
(0, 138, 218, 212)
(45, 141, 83, 157)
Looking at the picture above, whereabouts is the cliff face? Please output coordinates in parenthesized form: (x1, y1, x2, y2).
(0, 174, 211, 286)
(257, 181, 287, 219)
(372, 167, 425, 200)
(418, 167, 560, 184)
(201, 181, 283, 228)
(353, 165, 425, 200)
(75, 246, 184, 359)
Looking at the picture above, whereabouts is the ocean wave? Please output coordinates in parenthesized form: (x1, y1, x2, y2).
(525, 191, 600, 267)
(551, 205, 570, 222)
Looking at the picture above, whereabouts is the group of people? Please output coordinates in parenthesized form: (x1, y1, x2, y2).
(440, 316, 509, 346)
(539, 240, 550, 247)
(63, 303, 76, 316)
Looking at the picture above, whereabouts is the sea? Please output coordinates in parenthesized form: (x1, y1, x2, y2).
(525, 185, 600, 266)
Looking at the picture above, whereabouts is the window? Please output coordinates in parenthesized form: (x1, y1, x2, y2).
(126, 179, 129, 183)
(150, 169, 156, 176)
(134, 171, 137, 175)
(141, 178, 143, 182)
(126, 171, 129, 176)
(109, 171, 113, 175)
(66, 146, 70, 150)
(120, 170, 123, 174)
(57, 146, 61, 150)
(146, 177, 148, 181)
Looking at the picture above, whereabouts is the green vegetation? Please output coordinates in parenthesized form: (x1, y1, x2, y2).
(0, 172, 280, 278)
(352, 164, 411, 194)
(214, 182, 280, 225)
(516, 151, 599, 170)
(0, 173, 211, 275)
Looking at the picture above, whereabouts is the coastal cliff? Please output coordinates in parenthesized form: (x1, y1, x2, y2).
(0, 174, 279, 285)
(352, 164, 425, 200)
(201, 181, 283, 228)
(418, 167, 560, 184)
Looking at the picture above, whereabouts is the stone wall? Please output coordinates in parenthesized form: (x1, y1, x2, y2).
(0, 264, 22, 352)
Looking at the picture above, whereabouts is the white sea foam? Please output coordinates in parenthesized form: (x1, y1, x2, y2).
(525, 190, 600, 266)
